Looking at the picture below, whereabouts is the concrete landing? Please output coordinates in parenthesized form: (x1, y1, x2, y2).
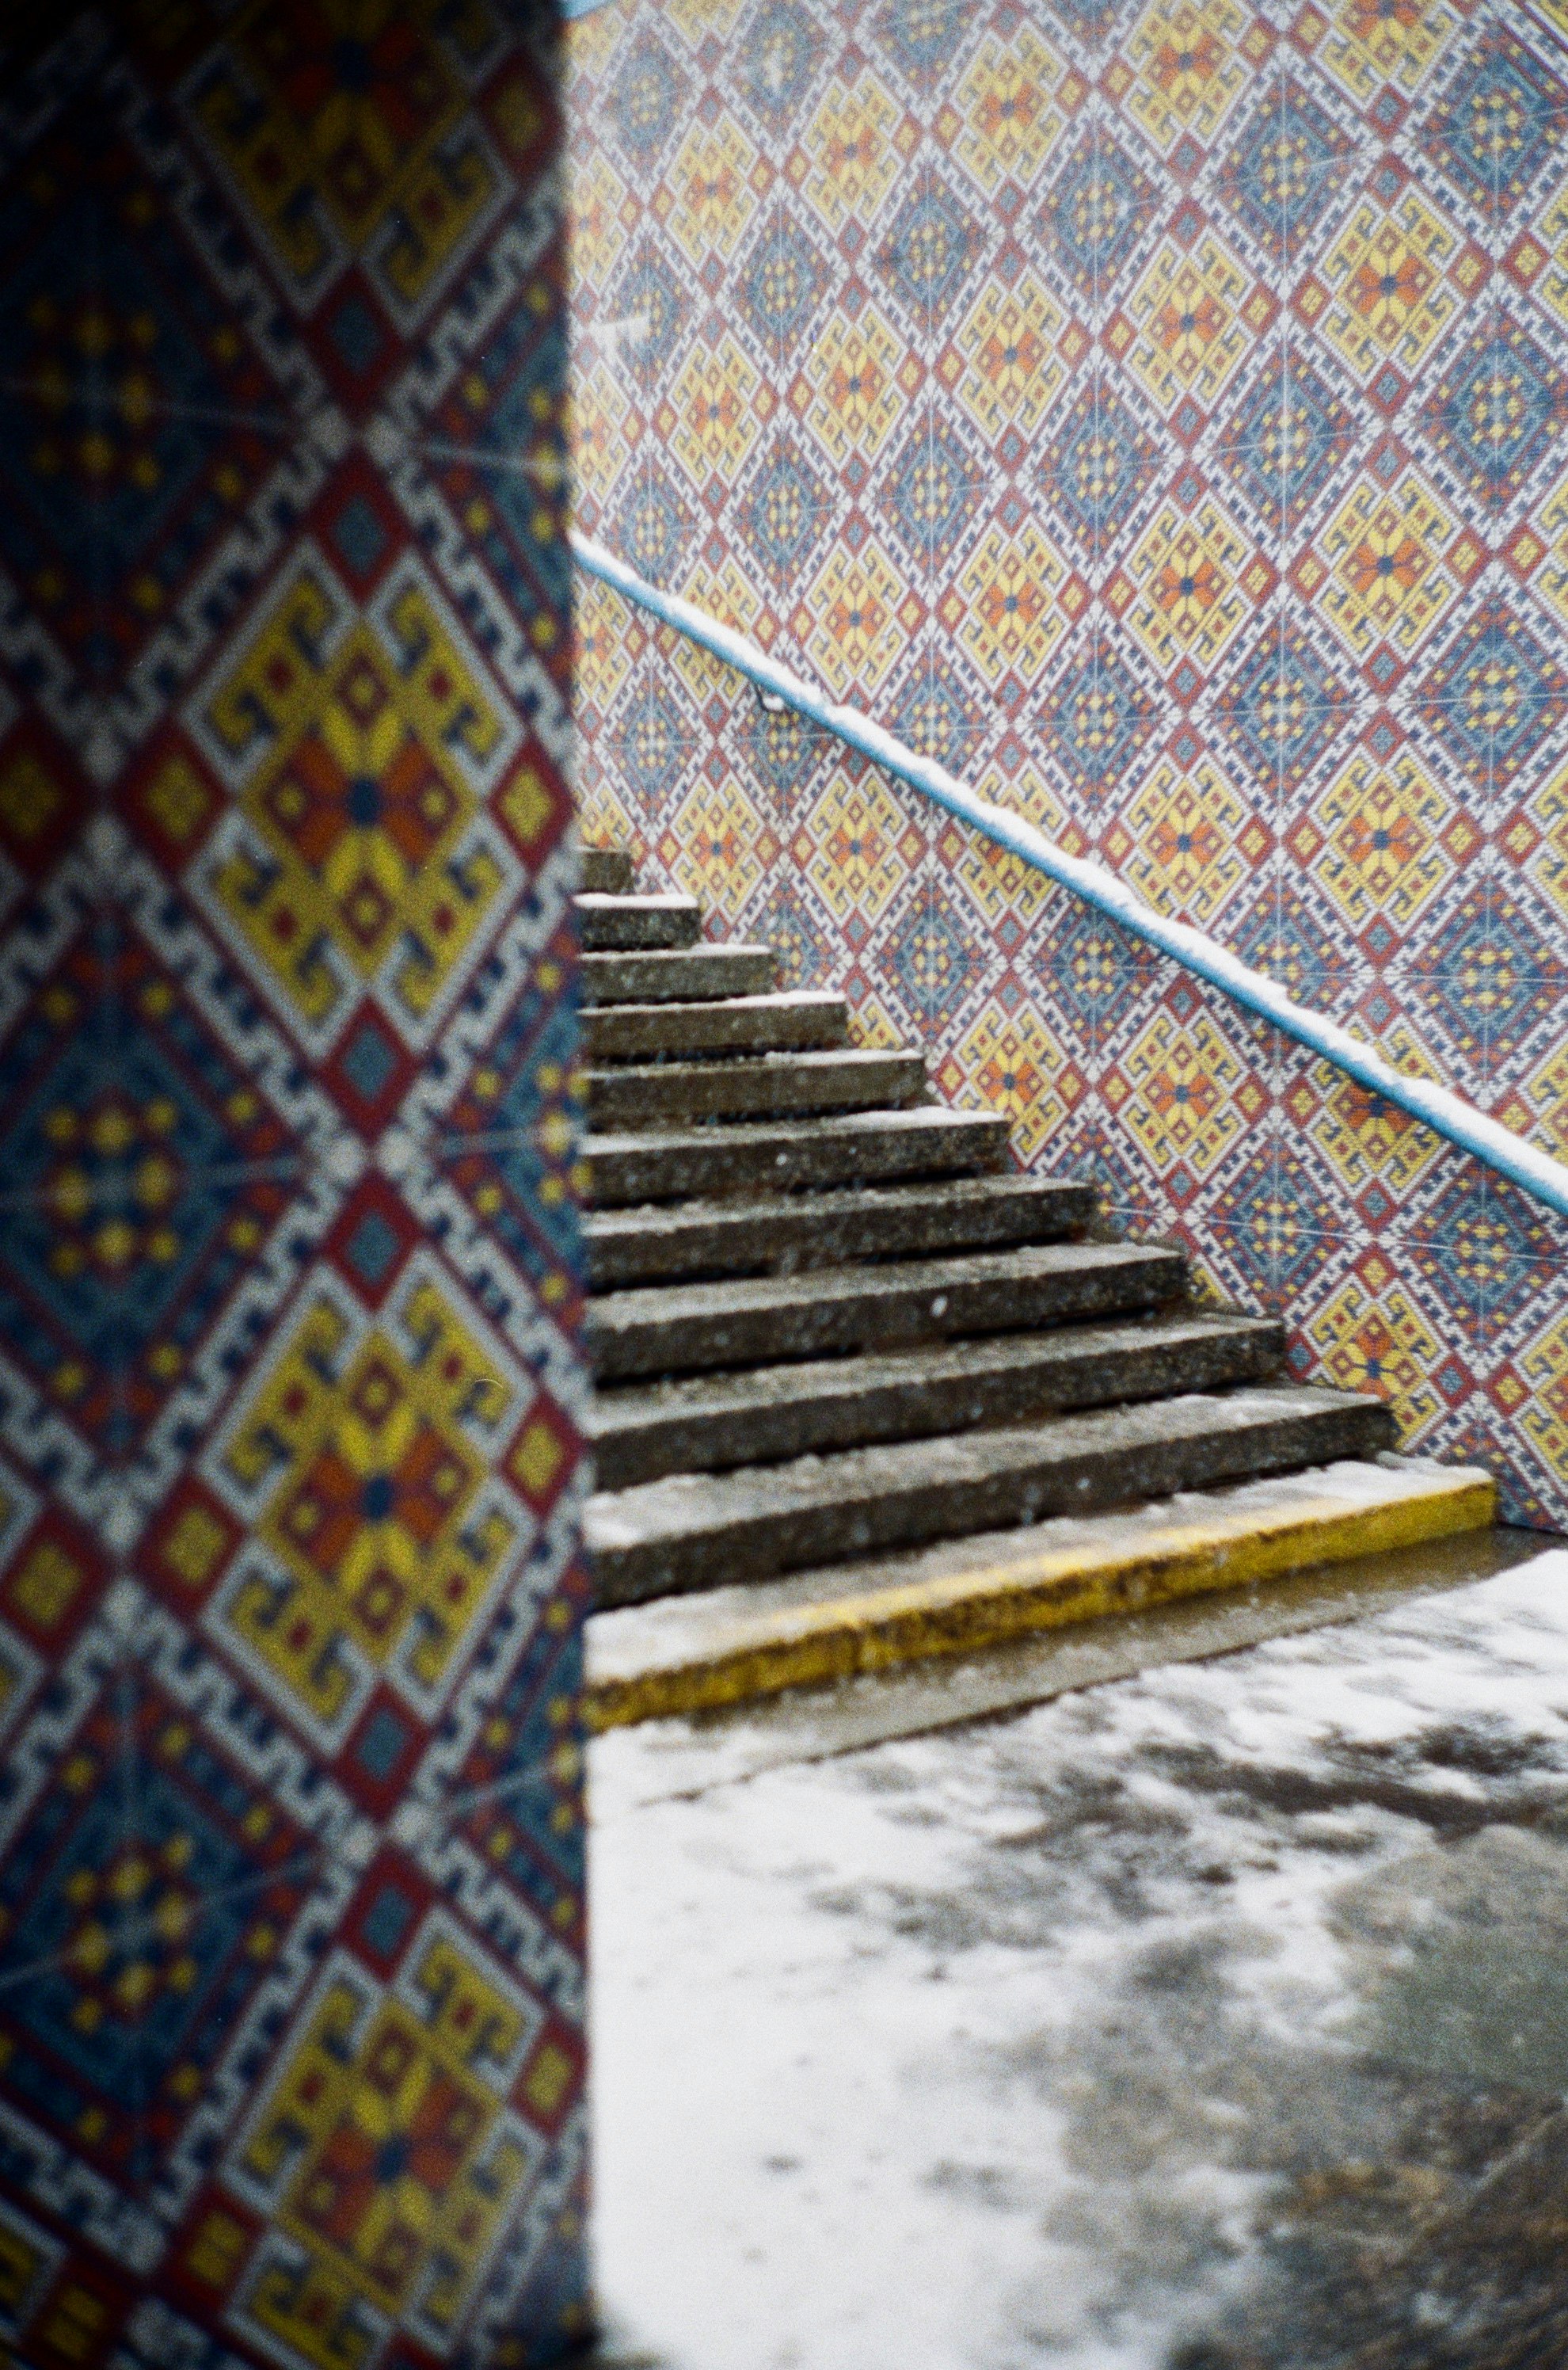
(589, 1533, 1568, 2370)
(587, 1455, 1494, 1728)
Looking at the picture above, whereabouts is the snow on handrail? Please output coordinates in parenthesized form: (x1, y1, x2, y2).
(571, 527, 1568, 1229)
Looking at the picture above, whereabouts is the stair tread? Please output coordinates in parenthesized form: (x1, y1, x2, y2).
(586, 1173, 1083, 1242)
(587, 1105, 1004, 1155)
(588, 1045, 919, 1081)
(590, 1237, 1177, 1331)
(586, 1384, 1386, 1554)
(590, 1310, 1278, 1430)
(584, 1456, 1497, 1724)
(573, 891, 699, 915)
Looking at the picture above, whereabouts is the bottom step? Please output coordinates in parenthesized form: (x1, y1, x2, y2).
(584, 1457, 1495, 1730)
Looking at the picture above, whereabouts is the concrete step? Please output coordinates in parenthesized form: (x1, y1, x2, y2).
(585, 1384, 1401, 1606)
(584, 1174, 1098, 1289)
(576, 893, 702, 951)
(588, 1048, 927, 1131)
(582, 990, 849, 1065)
(587, 1240, 1186, 1381)
(584, 1457, 1497, 1722)
(589, 1310, 1284, 1488)
(587, 1106, 1010, 1205)
(580, 946, 777, 1006)
(580, 846, 635, 894)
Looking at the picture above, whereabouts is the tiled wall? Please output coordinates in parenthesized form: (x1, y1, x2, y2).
(569, 0, 1568, 1531)
(0, 6, 588, 2365)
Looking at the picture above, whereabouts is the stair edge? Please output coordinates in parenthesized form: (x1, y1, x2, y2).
(584, 1458, 1496, 1728)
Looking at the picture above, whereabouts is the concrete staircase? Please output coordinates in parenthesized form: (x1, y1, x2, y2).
(575, 845, 1495, 1726)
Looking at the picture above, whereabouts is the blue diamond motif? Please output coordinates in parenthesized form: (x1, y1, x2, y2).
(1415, 890, 1564, 1064)
(1040, 135, 1157, 303)
(1219, 629, 1353, 793)
(872, 0, 969, 93)
(740, 215, 828, 350)
(611, 32, 688, 164)
(1417, 600, 1568, 791)
(1216, 82, 1355, 264)
(889, 664, 983, 771)
(739, 0, 824, 128)
(1218, 356, 1355, 534)
(1421, 319, 1567, 509)
(611, 244, 690, 385)
(881, 416, 980, 566)
(1423, 27, 1567, 214)
(744, 440, 830, 581)
(1041, 642, 1155, 797)
(614, 679, 695, 802)
(1041, 380, 1159, 553)
(614, 465, 691, 581)
(885, 886, 984, 1020)
(877, 176, 981, 323)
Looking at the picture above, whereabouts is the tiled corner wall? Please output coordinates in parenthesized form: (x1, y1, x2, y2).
(0, 6, 588, 2366)
(568, 0, 1568, 1530)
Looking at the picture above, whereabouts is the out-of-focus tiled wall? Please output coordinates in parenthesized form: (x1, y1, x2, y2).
(569, 0, 1568, 1530)
(0, 5, 588, 2364)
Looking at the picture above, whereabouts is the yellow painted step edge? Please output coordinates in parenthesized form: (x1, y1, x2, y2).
(584, 1471, 1497, 1732)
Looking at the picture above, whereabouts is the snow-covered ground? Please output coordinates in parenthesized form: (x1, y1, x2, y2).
(590, 1553, 1568, 2369)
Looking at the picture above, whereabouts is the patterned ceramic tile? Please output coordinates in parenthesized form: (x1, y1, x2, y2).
(0, 4, 585, 2366)
(569, 0, 1568, 1530)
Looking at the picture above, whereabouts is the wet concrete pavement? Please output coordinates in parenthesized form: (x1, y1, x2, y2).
(589, 1542, 1568, 2369)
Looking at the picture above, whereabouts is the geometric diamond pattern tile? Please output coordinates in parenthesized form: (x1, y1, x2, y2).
(0, 3, 588, 2362)
(568, 0, 1568, 1560)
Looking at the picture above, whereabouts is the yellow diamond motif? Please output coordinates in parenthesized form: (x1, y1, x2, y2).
(1515, 1306, 1568, 1492)
(1307, 1053, 1443, 1197)
(1316, 473, 1458, 658)
(1320, 190, 1460, 381)
(803, 539, 906, 697)
(1121, 754, 1249, 927)
(1531, 468, 1568, 631)
(953, 30, 1064, 194)
(1317, 0, 1459, 101)
(569, 365, 630, 505)
(669, 337, 761, 487)
(1125, 0, 1249, 151)
(670, 775, 767, 925)
(1128, 233, 1252, 413)
(1126, 497, 1250, 673)
(807, 766, 911, 924)
(1306, 1272, 1443, 1434)
(566, 150, 628, 296)
(1120, 1012, 1245, 1177)
(953, 274, 1064, 442)
(215, 1272, 523, 1736)
(954, 524, 1066, 686)
(238, 1923, 542, 2359)
(574, 572, 633, 717)
(667, 555, 765, 707)
(957, 767, 1069, 924)
(197, 558, 515, 1047)
(1308, 751, 1453, 931)
(958, 1002, 1067, 1163)
(805, 309, 908, 467)
(802, 74, 904, 231)
(665, 118, 758, 267)
(1526, 761, 1568, 925)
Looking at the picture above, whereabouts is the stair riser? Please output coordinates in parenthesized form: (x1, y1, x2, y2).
(586, 1179, 1098, 1288)
(588, 1115, 1010, 1205)
(591, 1400, 1399, 1606)
(588, 1054, 927, 1130)
(581, 950, 778, 1006)
(583, 996, 848, 1065)
(592, 1324, 1283, 1488)
(588, 1250, 1185, 1381)
(579, 848, 635, 895)
(577, 901, 702, 951)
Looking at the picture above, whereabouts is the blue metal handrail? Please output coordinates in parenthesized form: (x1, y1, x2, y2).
(572, 528, 1568, 1229)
